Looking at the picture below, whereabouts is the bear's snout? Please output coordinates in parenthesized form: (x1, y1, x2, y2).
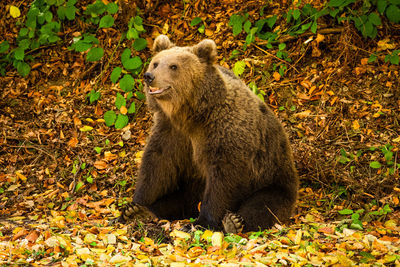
(144, 72, 155, 85)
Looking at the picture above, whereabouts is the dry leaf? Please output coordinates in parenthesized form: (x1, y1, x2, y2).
(73, 117, 82, 126)
(352, 120, 360, 130)
(120, 105, 127, 115)
(294, 110, 311, 118)
(94, 160, 108, 170)
(273, 72, 281, 81)
(68, 137, 79, 148)
(315, 33, 325, 44)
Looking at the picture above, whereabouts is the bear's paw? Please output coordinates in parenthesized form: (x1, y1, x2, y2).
(120, 203, 157, 223)
(222, 212, 244, 234)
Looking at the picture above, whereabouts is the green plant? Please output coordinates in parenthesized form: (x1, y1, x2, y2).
(190, 17, 205, 34)
(337, 208, 365, 230)
(369, 144, 400, 175)
(384, 49, 400, 65)
(1, 0, 73, 76)
(127, 16, 148, 51)
(227, 1, 400, 80)
(102, 15, 147, 129)
(232, 60, 246, 76)
(248, 82, 266, 102)
(337, 148, 363, 173)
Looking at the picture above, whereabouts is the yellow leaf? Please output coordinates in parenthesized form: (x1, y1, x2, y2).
(9, 5, 21, 18)
(15, 171, 27, 182)
(326, 90, 335, 96)
(135, 151, 144, 158)
(392, 136, 400, 143)
(211, 232, 224, 247)
(294, 229, 302, 245)
(170, 230, 191, 240)
(162, 23, 169, 34)
(377, 39, 396, 50)
(352, 120, 360, 130)
(79, 125, 93, 132)
(373, 112, 381, 118)
(201, 230, 213, 241)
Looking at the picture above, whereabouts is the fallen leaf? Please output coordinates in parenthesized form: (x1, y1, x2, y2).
(273, 72, 281, 81)
(94, 160, 108, 170)
(68, 137, 79, 148)
(15, 171, 27, 182)
(294, 110, 311, 118)
(25, 230, 40, 243)
(79, 125, 93, 132)
(120, 105, 127, 115)
(352, 120, 360, 130)
(9, 5, 21, 18)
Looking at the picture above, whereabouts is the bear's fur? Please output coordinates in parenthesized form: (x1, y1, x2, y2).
(121, 35, 299, 233)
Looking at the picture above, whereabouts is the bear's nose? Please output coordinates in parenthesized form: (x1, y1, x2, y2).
(143, 72, 155, 85)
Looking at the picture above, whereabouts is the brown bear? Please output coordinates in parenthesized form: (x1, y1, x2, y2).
(120, 35, 299, 233)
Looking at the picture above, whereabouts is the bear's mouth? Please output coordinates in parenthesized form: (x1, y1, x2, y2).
(148, 86, 171, 95)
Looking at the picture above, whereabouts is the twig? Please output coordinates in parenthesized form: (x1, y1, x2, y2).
(265, 205, 282, 225)
(92, 34, 124, 91)
(5, 144, 56, 162)
(252, 44, 300, 74)
(71, 156, 82, 194)
(256, 27, 344, 45)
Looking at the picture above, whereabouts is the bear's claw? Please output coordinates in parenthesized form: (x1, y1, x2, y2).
(120, 203, 157, 223)
(222, 212, 244, 234)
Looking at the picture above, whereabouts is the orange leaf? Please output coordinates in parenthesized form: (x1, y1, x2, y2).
(94, 160, 108, 170)
(104, 151, 118, 161)
(361, 58, 369, 65)
(273, 72, 281, 81)
(120, 105, 128, 115)
(13, 229, 28, 241)
(15, 171, 27, 182)
(187, 246, 204, 258)
(352, 120, 360, 130)
(26, 230, 40, 243)
(205, 29, 213, 37)
(300, 80, 312, 89)
(318, 227, 334, 235)
(68, 137, 79, 148)
(315, 33, 325, 44)
(95, 105, 103, 116)
(73, 117, 82, 126)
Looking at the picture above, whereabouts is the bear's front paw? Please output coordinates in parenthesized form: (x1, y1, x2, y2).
(222, 212, 244, 234)
(120, 203, 157, 223)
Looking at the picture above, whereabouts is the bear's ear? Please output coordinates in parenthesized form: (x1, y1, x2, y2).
(193, 39, 217, 64)
(153, 35, 174, 53)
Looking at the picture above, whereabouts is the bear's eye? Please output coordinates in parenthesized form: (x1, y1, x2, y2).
(170, 64, 178, 70)
(153, 62, 159, 69)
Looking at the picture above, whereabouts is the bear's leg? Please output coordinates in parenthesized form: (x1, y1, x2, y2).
(137, 178, 204, 221)
(234, 186, 296, 232)
(150, 185, 202, 220)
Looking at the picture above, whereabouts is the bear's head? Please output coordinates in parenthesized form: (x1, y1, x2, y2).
(143, 35, 217, 115)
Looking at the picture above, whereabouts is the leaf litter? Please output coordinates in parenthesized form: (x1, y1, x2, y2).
(1, 0, 400, 265)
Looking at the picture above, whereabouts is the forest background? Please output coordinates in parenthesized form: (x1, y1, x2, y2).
(0, 0, 399, 265)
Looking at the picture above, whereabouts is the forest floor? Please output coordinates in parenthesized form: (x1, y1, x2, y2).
(0, 0, 399, 266)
